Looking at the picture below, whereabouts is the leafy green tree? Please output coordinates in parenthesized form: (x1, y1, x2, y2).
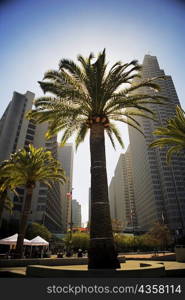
(26, 222, 52, 241)
(64, 232, 89, 251)
(27, 49, 165, 269)
(150, 106, 185, 163)
(112, 218, 124, 233)
(149, 222, 172, 250)
(138, 234, 160, 251)
(114, 233, 161, 252)
(1, 144, 66, 258)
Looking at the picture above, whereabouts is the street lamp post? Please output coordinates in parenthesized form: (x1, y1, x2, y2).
(69, 197, 73, 244)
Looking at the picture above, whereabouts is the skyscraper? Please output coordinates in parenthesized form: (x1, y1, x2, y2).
(0, 91, 72, 234)
(57, 143, 74, 232)
(72, 199, 81, 228)
(128, 55, 185, 238)
(109, 146, 137, 232)
(0, 91, 35, 162)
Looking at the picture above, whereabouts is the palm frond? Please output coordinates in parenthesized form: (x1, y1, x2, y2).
(166, 145, 184, 163)
(108, 123, 124, 148)
(150, 137, 185, 148)
(105, 127, 116, 149)
(75, 123, 89, 149)
(149, 106, 185, 163)
(59, 58, 86, 83)
(27, 50, 166, 150)
(0, 145, 66, 188)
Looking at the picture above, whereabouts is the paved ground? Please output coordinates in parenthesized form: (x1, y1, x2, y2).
(124, 260, 185, 270)
(122, 252, 175, 259)
(0, 252, 185, 277)
(1, 260, 185, 276)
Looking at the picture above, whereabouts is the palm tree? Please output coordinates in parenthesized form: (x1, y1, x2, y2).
(0, 186, 14, 223)
(0, 165, 18, 223)
(149, 105, 185, 163)
(1, 144, 66, 258)
(27, 49, 166, 269)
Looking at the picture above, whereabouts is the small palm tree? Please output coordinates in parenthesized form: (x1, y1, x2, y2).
(27, 49, 166, 269)
(149, 106, 185, 163)
(1, 144, 66, 258)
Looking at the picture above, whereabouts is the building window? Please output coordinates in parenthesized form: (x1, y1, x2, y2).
(26, 134, 34, 141)
(27, 129, 35, 135)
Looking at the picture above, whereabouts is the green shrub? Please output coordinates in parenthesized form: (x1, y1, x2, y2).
(64, 232, 89, 251)
(114, 233, 160, 252)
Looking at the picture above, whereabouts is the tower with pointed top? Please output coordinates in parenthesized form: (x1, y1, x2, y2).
(128, 55, 185, 239)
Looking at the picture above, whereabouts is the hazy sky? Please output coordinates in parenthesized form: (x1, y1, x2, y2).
(1, 0, 185, 223)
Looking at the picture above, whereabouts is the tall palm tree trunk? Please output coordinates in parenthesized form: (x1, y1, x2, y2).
(88, 123, 120, 269)
(15, 186, 33, 258)
(0, 191, 7, 223)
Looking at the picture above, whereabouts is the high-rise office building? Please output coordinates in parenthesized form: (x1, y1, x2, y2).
(109, 146, 137, 232)
(0, 91, 35, 162)
(128, 55, 185, 238)
(34, 127, 62, 233)
(57, 143, 74, 232)
(72, 199, 81, 228)
(0, 91, 73, 234)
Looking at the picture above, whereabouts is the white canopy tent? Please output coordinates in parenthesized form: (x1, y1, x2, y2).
(0, 234, 49, 258)
(29, 236, 49, 258)
(0, 233, 31, 246)
(29, 236, 49, 246)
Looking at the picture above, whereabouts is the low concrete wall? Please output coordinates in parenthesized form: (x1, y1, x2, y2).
(0, 256, 126, 268)
(126, 254, 176, 261)
(26, 262, 165, 278)
(0, 258, 87, 268)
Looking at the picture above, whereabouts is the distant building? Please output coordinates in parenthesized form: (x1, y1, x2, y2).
(72, 199, 81, 228)
(128, 55, 185, 238)
(57, 143, 74, 232)
(109, 146, 137, 232)
(0, 91, 34, 162)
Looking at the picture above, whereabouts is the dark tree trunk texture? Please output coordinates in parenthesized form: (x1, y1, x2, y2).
(0, 191, 7, 222)
(88, 123, 120, 269)
(15, 186, 33, 258)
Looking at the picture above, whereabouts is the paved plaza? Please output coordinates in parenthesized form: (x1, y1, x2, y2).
(0, 252, 185, 277)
